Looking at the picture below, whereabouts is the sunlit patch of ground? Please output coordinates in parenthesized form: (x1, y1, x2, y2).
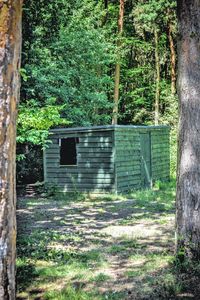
(17, 180, 198, 300)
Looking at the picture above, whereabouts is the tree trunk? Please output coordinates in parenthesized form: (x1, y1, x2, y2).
(112, 63, 121, 125)
(0, 1, 23, 298)
(112, 0, 124, 125)
(168, 22, 176, 95)
(176, 0, 200, 260)
(102, 0, 109, 26)
(104, 0, 108, 9)
(154, 29, 160, 125)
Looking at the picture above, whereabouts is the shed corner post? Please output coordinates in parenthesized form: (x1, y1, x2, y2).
(43, 148, 47, 184)
(149, 128, 153, 189)
(167, 127, 171, 181)
(113, 128, 118, 194)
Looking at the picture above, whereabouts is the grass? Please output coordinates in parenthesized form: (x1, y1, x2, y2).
(17, 179, 199, 299)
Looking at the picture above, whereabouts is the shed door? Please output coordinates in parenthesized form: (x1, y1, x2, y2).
(140, 133, 152, 188)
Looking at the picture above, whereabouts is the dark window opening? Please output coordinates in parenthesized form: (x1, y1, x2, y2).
(60, 138, 79, 165)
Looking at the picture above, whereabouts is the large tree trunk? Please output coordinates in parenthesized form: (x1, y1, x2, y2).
(0, 1, 23, 298)
(154, 29, 160, 125)
(176, 0, 200, 260)
(112, 0, 124, 125)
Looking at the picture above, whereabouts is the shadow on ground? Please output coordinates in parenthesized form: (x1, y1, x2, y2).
(16, 187, 199, 299)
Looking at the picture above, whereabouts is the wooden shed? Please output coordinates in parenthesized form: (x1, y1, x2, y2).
(44, 125, 170, 193)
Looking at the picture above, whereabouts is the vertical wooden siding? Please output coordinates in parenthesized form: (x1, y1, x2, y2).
(115, 127, 170, 192)
(151, 128, 170, 181)
(45, 130, 115, 193)
(140, 132, 152, 188)
(115, 128, 141, 192)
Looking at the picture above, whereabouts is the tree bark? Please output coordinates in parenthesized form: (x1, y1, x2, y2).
(112, 0, 124, 125)
(168, 22, 176, 95)
(0, 1, 22, 298)
(154, 29, 160, 125)
(176, 0, 200, 260)
(112, 63, 121, 125)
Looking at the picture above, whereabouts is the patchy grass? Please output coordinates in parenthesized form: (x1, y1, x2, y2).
(17, 179, 197, 300)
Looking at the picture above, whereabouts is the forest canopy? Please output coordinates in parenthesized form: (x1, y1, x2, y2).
(17, 0, 178, 184)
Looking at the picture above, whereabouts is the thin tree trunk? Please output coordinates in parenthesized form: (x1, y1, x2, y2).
(112, 0, 124, 125)
(154, 29, 160, 125)
(176, 0, 200, 260)
(0, 1, 23, 298)
(112, 63, 121, 125)
(168, 22, 176, 94)
(102, 0, 109, 26)
(104, 0, 108, 9)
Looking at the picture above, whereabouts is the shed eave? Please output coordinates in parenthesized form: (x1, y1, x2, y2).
(49, 124, 170, 134)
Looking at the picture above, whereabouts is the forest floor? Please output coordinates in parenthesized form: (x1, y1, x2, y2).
(16, 180, 200, 300)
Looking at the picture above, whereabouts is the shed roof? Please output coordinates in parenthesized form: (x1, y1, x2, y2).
(50, 125, 170, 134)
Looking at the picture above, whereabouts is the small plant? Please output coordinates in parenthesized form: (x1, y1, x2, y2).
(89, 273, 111, 283)
(45, 184, 60, 198)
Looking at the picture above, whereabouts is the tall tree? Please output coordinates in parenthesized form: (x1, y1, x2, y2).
(166, 4, 177, 95)
(154, 28, 160, 125)
(112, 0, 125, 125)
(168, 19, 176, 94)
(176, 0, 200, 260)
(133, 0, 163, 125)
(0, 0, 23, 298)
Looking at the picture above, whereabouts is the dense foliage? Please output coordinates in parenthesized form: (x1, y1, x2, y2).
(17, 0, 178, 184)
(20, 0, 114, 131)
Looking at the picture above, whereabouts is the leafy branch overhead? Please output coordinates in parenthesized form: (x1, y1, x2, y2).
(17, 100, 70, 146)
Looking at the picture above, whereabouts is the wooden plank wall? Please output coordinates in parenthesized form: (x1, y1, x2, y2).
(45, 130, 115, 193)
(115, 129, 141, 192)
(151, 128, 170, 182)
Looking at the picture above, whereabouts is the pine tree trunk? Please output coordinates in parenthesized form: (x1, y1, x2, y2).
(112, 63, 121, 125)
(168, 22, 176, 95)
(154, 29, 160, 125)
(0, 1, 22, 298)
(176, 0, 200, 260)
(112, 0, 124, 125)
